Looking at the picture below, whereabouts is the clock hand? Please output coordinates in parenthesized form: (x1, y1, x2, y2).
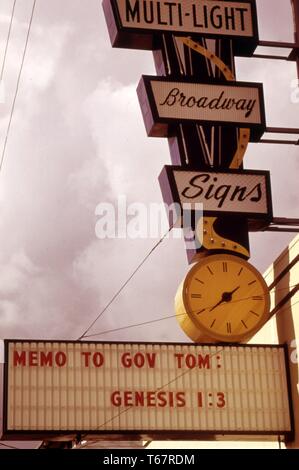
(209, 298, 225, 312)
(228, 286, 240, 296)
(209, 286, 240, 312)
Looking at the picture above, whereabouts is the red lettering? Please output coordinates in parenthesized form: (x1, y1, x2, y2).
(92, 352, 104, 367)
(135, 391, 145, 406)
(40, 352, 53, 367)
(134, 353, 145, 368)
(186, 354, 196, 369)
(55, 352, 67, 367)
(177, 392, 186, 407)
(121, 352, 132, 368)
(174, 353, 210, 369)
(110, 390, 186, 408)
(12, 350, 67, 367)
(157, 391, 167, 407)
(147, 391, 156, 407)
(81, 352, 91, 367)
(174, 353, 183, 368)
(29, 351, 38, 366)
(13, 351, 26, 366)
(111, 391, 121, 406)
(146, 353, 156, 368)
(121, 352, 156, 368)
(124, 391, 133, 406)
(198, 354, 210, 369)
(216, 392, 226, 408)
(198, 391, 203, 408)
(81, 352, 104, 367)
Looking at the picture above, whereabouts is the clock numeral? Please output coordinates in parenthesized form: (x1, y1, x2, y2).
(196, 308, 205, 315)
(241, 320, 248, 329)
(195, 278, 204, 285)
(226, 322, 232, 334)
(238, 267, 244, 276)
(191, 294, 202, 299)
(222, 262, 228, 273)
(250, 310, 260, 317)
(252, 295, 263, 300)
(207, 266, 214, 275)
(210, 319, 216, 329)
(248, 280, 257, 286)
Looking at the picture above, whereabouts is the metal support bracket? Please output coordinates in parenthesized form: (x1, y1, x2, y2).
(259, 218, 299, 233)
(260, 127, 299, 145)
(252, 40, 299, 61)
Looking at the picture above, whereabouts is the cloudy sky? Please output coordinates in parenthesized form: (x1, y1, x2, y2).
(0, 0, 298, 350)
(0, 0, 298, 451)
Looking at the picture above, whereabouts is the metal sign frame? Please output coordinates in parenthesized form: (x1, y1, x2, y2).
(103, 0, 259, 56)
(2, 339, 294, 441)
(159, 166, 273, 230)
(137, 75, 266, 142)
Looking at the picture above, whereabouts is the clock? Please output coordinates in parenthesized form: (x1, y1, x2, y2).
(175, 254, 270, 343)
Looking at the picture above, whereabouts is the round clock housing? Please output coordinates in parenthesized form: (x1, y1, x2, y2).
(175, 254, 270, 343)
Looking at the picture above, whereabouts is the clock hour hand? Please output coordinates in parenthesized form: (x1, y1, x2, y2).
(209, 286, 240, 312)
(228, 286, 240, 296)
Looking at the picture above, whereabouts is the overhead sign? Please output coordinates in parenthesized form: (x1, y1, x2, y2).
(2, 340, 292, 439)
(159, 166, 273, 230)
(138, 76, 266, 141)
(102, 0, 259, 56)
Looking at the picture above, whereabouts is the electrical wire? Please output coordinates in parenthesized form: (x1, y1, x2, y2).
(82, 297, 299, 340)
(77, 217, 298, 341)
(77, 228, 171, 340)
(80, 284, 299, 339)
(82, 312, 182, 339)
(0, 0, 37, 173)
(76, 344, 226, 447)
(0, 0, 17, 83)
(77, 298, 299, 446)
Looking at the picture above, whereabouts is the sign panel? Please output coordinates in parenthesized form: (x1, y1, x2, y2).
(138, 76, 266, 141)
(159, 166, 273, 230)
(103, 0, 259, 56)
(2, 340, 292, 439)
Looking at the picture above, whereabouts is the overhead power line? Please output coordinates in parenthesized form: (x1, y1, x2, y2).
(0, 0, 37, 173)
(77, 344, 226, 447)
(77, 228, 171, 340)
(82, 287, 299, 340)
(0, 0, 17, 82)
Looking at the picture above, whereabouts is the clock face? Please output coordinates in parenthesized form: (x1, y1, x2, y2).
(182, 254, 270, 343)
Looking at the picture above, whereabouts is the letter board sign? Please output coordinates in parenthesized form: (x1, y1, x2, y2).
(138, 76, 266, 141)
(103, 0, 259, 56)
(159, 166, 273, 229)
(1, 340, 293, 440)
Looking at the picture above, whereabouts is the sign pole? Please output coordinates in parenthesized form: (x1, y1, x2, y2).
(291, 0, 299, 77)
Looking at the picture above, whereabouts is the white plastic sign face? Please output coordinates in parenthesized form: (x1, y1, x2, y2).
(172, 169, 270, 215)
(151, 79, 262, 125)
(137, 76, 266, 141)
(102, 0, 259, 55)
(3, 340, 292, 439)
(116, 0, 255, 37)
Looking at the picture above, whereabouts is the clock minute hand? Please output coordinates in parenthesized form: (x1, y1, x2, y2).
(209, 285, 240, 312)
(209, 298, 225, 312)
